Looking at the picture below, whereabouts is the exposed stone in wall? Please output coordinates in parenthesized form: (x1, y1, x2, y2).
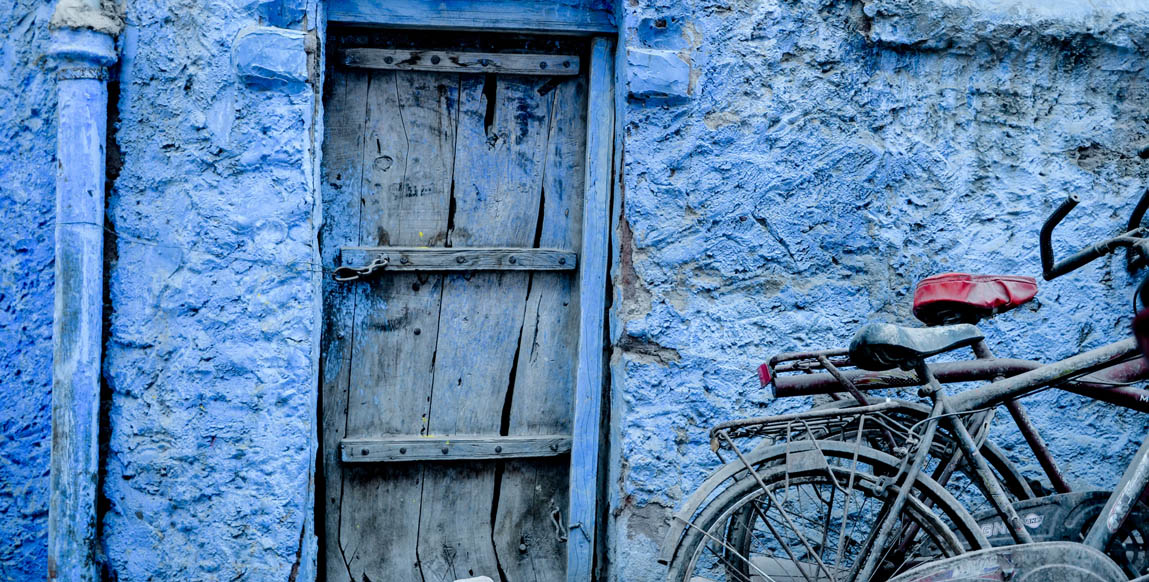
(612, 0, 1149, 579)
(0, 1, 58, 578)
(50, 0, 123, 36)
(97, 0, 321, 579)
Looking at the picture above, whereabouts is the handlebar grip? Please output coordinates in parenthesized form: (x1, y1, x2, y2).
(1040, 193, 1081, 280)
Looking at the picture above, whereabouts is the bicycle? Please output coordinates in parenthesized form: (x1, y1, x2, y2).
(660, 192, 1149, 581)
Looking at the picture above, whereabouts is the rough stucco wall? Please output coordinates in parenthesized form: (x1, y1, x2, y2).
(99, 1, 322, 579)
(612, 0, 1149, 579)
(0, 2, 56, 579)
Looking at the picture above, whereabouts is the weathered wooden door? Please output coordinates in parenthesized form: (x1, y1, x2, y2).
(320, 30, 603, 582)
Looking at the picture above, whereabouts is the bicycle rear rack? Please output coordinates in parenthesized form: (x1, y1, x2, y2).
(708, 401, 906, 450)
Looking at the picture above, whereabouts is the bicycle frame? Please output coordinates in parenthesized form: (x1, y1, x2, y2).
(850, 337, 1149, 580)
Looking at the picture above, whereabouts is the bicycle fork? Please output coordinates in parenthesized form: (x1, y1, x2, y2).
(1084, 430, 1149, 552)
(851, 362, 1033, 582)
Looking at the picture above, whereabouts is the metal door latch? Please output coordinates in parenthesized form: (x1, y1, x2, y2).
(332, 255, 389, 282)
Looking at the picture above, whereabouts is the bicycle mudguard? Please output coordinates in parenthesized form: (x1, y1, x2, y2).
(656, 439, 990, 566)
(887, 542, 1125, 582)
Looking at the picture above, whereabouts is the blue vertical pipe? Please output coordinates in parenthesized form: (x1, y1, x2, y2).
(47, 26, 117, 582)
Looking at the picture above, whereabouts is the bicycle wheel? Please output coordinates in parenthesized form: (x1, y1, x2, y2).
(665, 441, 987, 582)
(812, 399, 1038, 502)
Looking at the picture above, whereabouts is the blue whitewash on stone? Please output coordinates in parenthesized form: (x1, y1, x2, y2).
(2, 0, 1149, 580)
(609, 1, 1149, 580)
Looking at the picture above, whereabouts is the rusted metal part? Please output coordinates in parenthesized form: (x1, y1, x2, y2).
(937, 394, 1032, 545)
(815, 354, 869, 405)
(975, 489, 1149, 576)
(972, 340, 1072, 493)
(707, 400, 902, 450)
(1040, 190, 1149, 281)
(890, 408, 995, 563)
(949, 338, 1141, 411)
(1005, 399, 1071, 494)
(888, 542, 1127, 582)
(771, 351, 1149, 412)
(853, 396, 945, 581)
(817, 354, 902, 449)
(331, 254, 388, 282)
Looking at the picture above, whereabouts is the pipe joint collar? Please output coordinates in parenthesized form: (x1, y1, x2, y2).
(48, 27, 117, 72)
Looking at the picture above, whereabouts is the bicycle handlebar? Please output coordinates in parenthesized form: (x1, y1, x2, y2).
(1128, 188, 1149, 270)
(1039, 193, 1082, 280)
(1040, 191, 1149, 280)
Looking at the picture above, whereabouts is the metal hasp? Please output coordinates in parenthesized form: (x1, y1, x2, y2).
(47, 7, 120, 581)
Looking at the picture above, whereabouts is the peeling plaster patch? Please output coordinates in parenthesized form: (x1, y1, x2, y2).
(703, 110, 740, 130)
(50, 0, 123, 35)
(618, 335, 681, 366)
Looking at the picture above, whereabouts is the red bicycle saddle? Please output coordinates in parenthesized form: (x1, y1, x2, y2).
(913, 273, 1038, 326)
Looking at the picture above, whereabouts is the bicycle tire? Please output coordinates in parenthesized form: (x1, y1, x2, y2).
(665, 440, 987, 582)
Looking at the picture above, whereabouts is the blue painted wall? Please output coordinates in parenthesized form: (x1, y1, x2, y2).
(3, 0, 323, 580)
(610, 0, 1149, 579)
(0, 1, 58, 579)
(98, 1, 322, 580)
(3, 0, 1149, 580)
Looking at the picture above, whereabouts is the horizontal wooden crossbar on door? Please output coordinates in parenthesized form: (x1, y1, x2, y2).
(339, 246, 577, 271)
(342, 48, 581, 76)
(341, 435, 573, 462)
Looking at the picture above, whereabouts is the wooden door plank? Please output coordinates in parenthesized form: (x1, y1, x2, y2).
(494, 75, 588, 582)
(341, 435, 572, 462)
(320, 66, 370, 582)
(340, 247, 577, 271)
(340, 69, 459, 582)
(567, 37, 615, 582)
(328, 0, 617, 35)
(343, 48, 581, 77)
(415, 73, 555, 582)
